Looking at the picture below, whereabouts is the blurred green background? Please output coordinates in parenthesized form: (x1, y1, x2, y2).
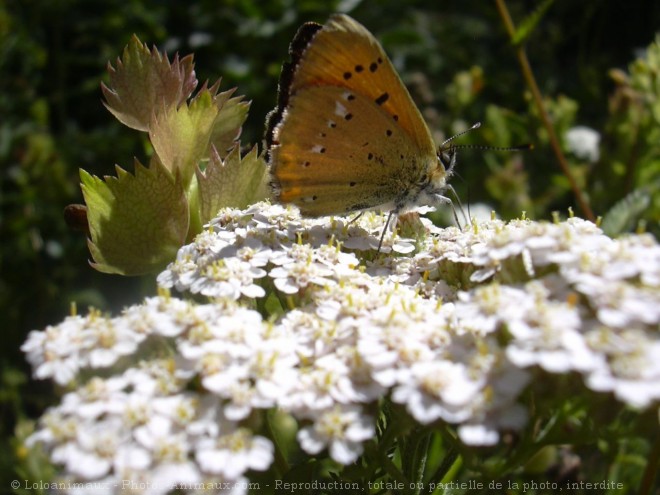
(1, 0, 659, 487)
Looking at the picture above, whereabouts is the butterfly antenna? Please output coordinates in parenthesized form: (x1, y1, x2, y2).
(441, 122, 534, 153)
(441, 122, 482, 148)
(451, 142, 535, 152)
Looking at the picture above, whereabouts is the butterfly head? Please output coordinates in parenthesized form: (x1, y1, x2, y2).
(438, 144, 458, 178)
(396, 145, 456, 212)
(406, 122, 485, 210)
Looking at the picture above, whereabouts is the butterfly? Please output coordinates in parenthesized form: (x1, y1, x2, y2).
(265, 14, 457, 247)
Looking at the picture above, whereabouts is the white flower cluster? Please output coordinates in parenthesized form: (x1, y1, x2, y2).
(24, 299, 274, 494)
(24, 202, 660, 493)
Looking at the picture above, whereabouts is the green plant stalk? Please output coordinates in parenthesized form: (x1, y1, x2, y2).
(639, 434, 659, 495)
(371, 440, 408, 487)
(427, 444, 460, 489)
(410, 430, 431, 495)
(186, 177, 203, 243)
(494, 0, 595, 222)
(263, 409, 290, 476)
(373, 409, 410, 487)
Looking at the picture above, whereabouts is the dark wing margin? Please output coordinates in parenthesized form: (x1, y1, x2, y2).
(264, 21, 323, 160)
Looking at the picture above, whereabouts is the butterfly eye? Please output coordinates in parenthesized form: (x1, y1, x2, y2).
(438, 148, 458, 174)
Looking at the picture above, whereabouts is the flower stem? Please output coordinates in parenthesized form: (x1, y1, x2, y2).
(411, 429, 431, 495)
(639, 434, 659, 495)
(427, 444, 460, 488)
(264, 409, 290, 476)
(494, 0, 595, 222)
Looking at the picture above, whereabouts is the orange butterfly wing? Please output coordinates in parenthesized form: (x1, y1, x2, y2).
(266, 14, 439, 216)
(271, 86, 431, 215)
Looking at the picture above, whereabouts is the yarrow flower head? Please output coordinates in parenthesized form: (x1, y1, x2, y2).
(23, 202, 660, 492)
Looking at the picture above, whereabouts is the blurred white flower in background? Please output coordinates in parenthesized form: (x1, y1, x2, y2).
(565, 126, 601, 163)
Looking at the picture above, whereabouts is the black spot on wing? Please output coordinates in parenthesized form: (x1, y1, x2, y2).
(375, 92, 389, 105)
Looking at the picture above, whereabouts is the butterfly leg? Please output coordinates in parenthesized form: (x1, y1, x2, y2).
(442, 184, 468, 228)
(347, 212, 364, 225)
(377, 210, 397, 253)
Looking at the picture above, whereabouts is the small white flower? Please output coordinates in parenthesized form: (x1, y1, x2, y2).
(270, 260, 335, 294)
(340, 212, 387, 251)
(382, 235, 416, 254)
(281, 354, 357, 412)
(457, 424, 500, 446)
(26, 410, 77, 448)
(566, 126, 601, 162)
(112, 443, 151, 472)
(191, 257, 267, 299)
(83, 318, 141, 368)
(22, 316, 87, 385)
(149, 461, 201, 495)
(196, 428, 273, 479)
(63, 416, 127, 479)
(297, 405, 374, 464)
(505, 293, 594, 373)
(123, 297, 185, 338)
(584, 327, 660, 408)
(222, 381, 271, 420)
(156, 247, 199, 291)
(392, 360, 481, 424)
(278, 309, 349, 358)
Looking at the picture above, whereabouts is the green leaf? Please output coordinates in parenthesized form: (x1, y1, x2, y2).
(149, 88, 220, 188)
(210, 90, 251, 158)
(102, 35, 197, 132)
(512, 0, 554, 46)
(81, 159, 189, 275)
(601, 187, 652, 236)
(196, 145, 269, 225)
